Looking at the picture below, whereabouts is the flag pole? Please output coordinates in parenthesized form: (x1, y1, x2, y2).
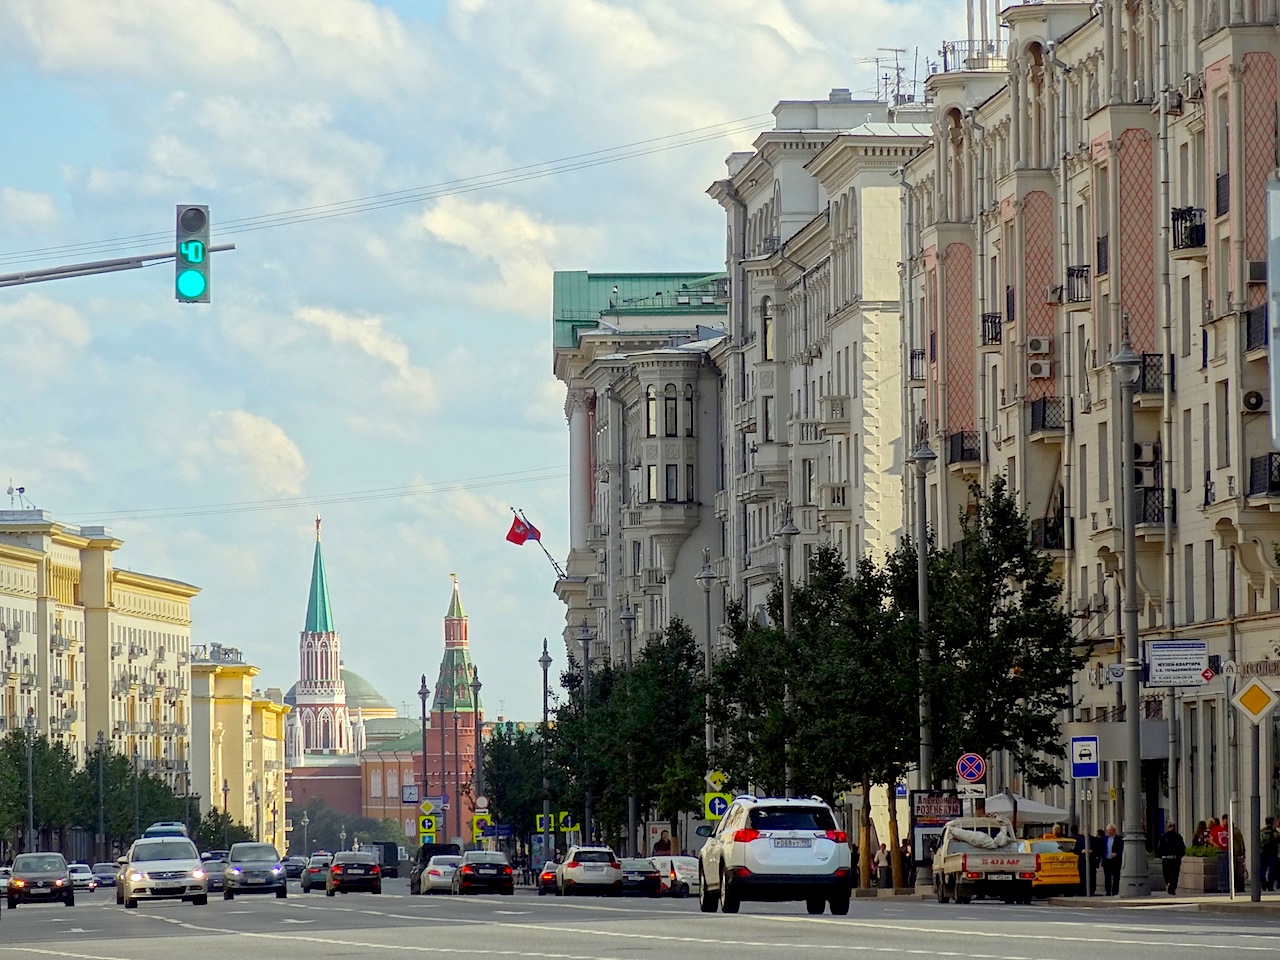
(511, 507, 567, 579)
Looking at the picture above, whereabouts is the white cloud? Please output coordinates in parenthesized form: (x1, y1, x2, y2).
(296, 306, 438, 408)
(0, 293, 91, 376)
(206, 410, 309, 496)
(0, 187, 59, 231)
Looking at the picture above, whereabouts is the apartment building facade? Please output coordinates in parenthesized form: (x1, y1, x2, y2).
(901, 0, 1280, 834)
(0, 509, 197, 787)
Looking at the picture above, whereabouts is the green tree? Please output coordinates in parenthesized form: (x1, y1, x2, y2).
(483, 725, 544, 842)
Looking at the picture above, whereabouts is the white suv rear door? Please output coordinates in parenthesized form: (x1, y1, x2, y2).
(738, 805, 846, 876)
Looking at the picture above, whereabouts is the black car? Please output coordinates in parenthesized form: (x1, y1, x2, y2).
(201, 858, 226, 892)
(326, 851, 381, 895)
(619, 858, 662, 897)
(222, 842, 286, 899)
(300, 853, 332, 892)
(7, 853, 74, 908)
(537, 861, 558, 896)
(452, 851, 513, 895)
(283, 856, 308, 879)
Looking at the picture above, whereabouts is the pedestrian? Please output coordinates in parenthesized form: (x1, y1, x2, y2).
(900, 838, 915, 888)
(1155, 821, 1186, 895)
(1088, 829, 1105, 895)
(1100, 823, 1123, 896)
(1069, 823, 1087, 894)
(874, 842, 891, 888)
(1192, 820, 1209, 847)
(1261, 816, 1278, 891)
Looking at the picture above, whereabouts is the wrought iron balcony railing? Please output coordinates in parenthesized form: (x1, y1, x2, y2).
(1030, 516, 1066, 551)
(1249, 453, 1280, 496)
(946, 431, 981, 464)
(1030, 396, 1065, 432)
(1066, 265, 1091, 303)
(1215, 172, 1230, 218)
(981, 313, 1002, 346)
(1246, 304, 1268, 351)
(909, 348, 926, 381)
(1137, 353, 1171, 394)
(1172, 206, 1206, 249)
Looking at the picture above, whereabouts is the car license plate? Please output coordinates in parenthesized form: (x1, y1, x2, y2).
(31, 888, 50, 895)
(774, 838, 811, 848)
(986, 874, 1012, 881)
(348, 868, 364, 875)
(247, 878, 264, 884)
(585, 865, 603, 872)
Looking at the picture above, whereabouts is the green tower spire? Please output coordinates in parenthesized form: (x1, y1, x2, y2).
(304, 515, 335, 633)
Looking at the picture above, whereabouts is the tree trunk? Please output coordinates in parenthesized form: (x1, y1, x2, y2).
(886, 783, 904, 889)
(859, 776, 873, 889)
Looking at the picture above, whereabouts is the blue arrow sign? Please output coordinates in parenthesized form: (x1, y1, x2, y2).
(709, 796, 729, 817)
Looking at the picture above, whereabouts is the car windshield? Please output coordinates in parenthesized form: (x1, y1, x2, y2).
(748, 806, 836, 831)
(133, 840, 198, 861)
(1027, 840, 1070, 854)
(335, 853, 376, 864)
(468, 852, 508, 864)
(230, 844, 280, 862)
(621, 859, 655, 870)
(92, 863, 115, 873)
(69, 864, 91, 874)
(574, 850, 615, 863)
(309, 856, 332, 867)
(14, 854, 67, 872)
(429, 856, 460, 867)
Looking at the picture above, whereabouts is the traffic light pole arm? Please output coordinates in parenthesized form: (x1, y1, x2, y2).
(0, 244, 235, 288)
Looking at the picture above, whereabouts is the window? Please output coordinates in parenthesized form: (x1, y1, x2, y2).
(665, 464, 678, 502)
(370, 770, 382, 799)
(645, 386, 657, 437)
(646, 465, 658, 502)
(1184, 543, 1196, 624)
(686, 463, 695, 502)
(1098, 423, 1110, 501)
(1205, 540, 1216, 621)
(632, 541, 642, 575)
(761, 298, 775, 361)
(684, 386, 695, 437)
(1216, 380, 1230, 468)
(664, 384, 678, 437)
(763, 396, 776, 441)
(802, 459, 815, 505)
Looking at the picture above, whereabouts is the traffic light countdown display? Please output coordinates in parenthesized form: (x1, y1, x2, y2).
(175, 204, 211, 303)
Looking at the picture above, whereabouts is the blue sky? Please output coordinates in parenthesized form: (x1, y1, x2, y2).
(0, 0, 958, 721)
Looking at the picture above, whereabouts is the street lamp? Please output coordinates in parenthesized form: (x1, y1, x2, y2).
(301, 811, 310, 857)
(452, 708, 461, 844)
(578, 618, 594, 844)
(539, 639, 553, 863)
(907, 427, 937, 892)
(96, 730, 106, 861)
(470, 666, 484, 803)
(418, 674, 430, 808)
(777, 510, 800, 799)
(695, 548, 716, 757)
(620, 602, 637, 857)
(339, 824, 346, 850)
(132, 745, 140, 841)
(25, 709, 36, 852)
(1111, 329, 1149, 897)
(222, 778, 230, 847)
(437, 684, 447, 836)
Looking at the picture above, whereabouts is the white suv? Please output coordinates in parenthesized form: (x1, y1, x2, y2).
(555, 845, 622, 896)
(698, 795, 851, 915)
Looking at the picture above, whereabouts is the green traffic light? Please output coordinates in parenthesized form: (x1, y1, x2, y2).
(176, 269, 207, 299)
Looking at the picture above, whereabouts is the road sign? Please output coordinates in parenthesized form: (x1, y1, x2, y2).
(402, 783, 421, 804)
(472, 814, 493, 841)
(957, 783, 987, 800)
(1106, 663, 1125, 683)
(420, 800, 435, 815)
(417, 815, 437, 834)
(1232, 677, 1280, 725)
(956, 753, 986, 782)
(706, 770, 728, 791)
(1202, 667, 1216, 682)
(1147, 640, 1209, 686)
(417, 830, 436, 844)
(557, 811, 577, 832)
(704, 792, 731, 820)
(536, 813, 550, 833)
(1070, 735, 1100, 779)
(895, 781, 907, 798)
(476, 795, 489, 811)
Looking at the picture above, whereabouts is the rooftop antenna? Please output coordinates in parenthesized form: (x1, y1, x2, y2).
(6, 480, 32, 509)
(879, 47, 906, 104)
(912, 46, 921, 102)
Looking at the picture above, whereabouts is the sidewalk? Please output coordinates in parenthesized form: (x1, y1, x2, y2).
(1046, 891, 1280, 913)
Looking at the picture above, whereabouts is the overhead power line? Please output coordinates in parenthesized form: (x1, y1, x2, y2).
(0, 114, 772, 268)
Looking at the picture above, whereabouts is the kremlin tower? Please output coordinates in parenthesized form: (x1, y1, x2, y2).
(289, 516, 349, 756)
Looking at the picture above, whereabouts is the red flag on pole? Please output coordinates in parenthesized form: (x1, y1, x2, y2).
(506, 516, 540, 545)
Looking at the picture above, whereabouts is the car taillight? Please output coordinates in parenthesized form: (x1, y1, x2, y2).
(964, 871, 983, 879)
(823, 830, 848, 843)
(646, 872, 659, 879)
(503, 866, 513, 875)
(1018, 871, 1036, 879)
(428, 869, 440, 877)
(372, 865, 381, 874)
(733, 829, 761, 843)
(541, 872, 554, 881)
(331, 866, 342, 874)
(461, 865, 474, 875)
(565, 861, 579, 869)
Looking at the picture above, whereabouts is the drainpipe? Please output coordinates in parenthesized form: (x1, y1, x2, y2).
(721, 180, 749, 587)
(897, 165, 917, 538)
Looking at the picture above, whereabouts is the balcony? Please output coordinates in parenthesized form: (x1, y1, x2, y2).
(929, 330, 937, 362)
(819, 481, 851, 522)
(734, 399, 757, 433)
(1248, 453, 1280, 497)
(142, 683, 158, 698)
(713, 489, 730, 519)
(1066, 265, 1091, 303)
(20, 672, 37, 690)
(981, 313, 1002, 348)
(641, 567, 666, 590)
(1215, 172, 1230, 218)
(1096, 236, 1109, 277)
(587, 522, 608, 544)
(1134, 487, 1174, 526)
(1029, 397, 1065, 435)
(745, 542, 779, 577)
(587, 580, 606, 603)
(937, 38, 1007, 73)
(1246, 305, 1268, 352)
(795, 419, 824, 444)
(946, 431, 981, 465)
(56, 677, 74, 692)
(50, 635, 70, 653)
(1136, 353, 1171, 398)
(1034, 514, 1064, 552)
(909, 348, 926, 382)
(750, 440, 790, 483)
(110, 642, 123, 657)
(1171, 206, 1206, 255)
(817, 394, 849, 435)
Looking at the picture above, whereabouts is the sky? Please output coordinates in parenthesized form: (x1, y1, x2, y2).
(0, 0, 960, 723)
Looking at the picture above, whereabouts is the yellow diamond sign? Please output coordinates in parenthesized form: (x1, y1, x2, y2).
(1232, 677, 1280, 725)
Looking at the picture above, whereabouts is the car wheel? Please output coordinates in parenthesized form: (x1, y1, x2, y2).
(116, 888, 123, 906)
(829, 891, 850, 916)
(935, 877, 950, 904)
(192, 894, 208, 906)
(372, 885, 382, 895)
(719, 870, 739, 914)
(698, 869, 717, 913)
(325, 888, 335, 897)
(806, 897, 825, 915)
(224, 890, 234, 900)
(125, 898, 137, 909)
(276, 887, 287, 899)
(65, 893, 75, 907)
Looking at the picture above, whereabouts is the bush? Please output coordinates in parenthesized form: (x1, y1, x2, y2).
(1185, 845, 1222, 857)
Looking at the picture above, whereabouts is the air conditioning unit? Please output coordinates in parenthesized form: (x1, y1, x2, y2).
(1248, 260, 1267, 284)
(1135, 441, 1157, 464)
(1027, 335, 1052, 355)
(1078, 391, 1093, 413)
(1135, 466, 1157, 488)
(1166, 89, 1184, 114)
(1045, 284, 1064, 305)
(1243, 389, 1267, 413)
(1181, 73, 1204, 101)
(1028, 359, 1052, 379)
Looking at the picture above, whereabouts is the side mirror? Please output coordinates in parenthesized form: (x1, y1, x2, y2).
(694, 825, 713, 838)
(115, 857, 127, 866)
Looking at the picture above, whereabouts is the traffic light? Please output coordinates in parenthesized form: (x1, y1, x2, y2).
(175, 204, 211, 303)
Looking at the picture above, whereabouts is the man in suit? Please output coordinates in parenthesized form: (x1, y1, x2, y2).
(1101, 823, 1124, 896)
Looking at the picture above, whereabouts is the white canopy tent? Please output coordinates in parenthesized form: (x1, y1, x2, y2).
(984, 793, 1069, 824)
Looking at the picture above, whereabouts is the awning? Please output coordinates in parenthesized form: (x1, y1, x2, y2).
(984, 793, 1068, 823)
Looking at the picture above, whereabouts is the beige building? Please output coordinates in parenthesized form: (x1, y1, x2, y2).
(900, 0, 1280, 833)
(190, 642, 289, 852)
(0, 509, 196, 786)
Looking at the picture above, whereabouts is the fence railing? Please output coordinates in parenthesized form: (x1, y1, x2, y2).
(981, 313, 1002, 345)
(1172, 206, 1206, 249)
(1066, 265, 1091, 303)
(1030, 396, 1065, 432)
(946, 431, 981, 464)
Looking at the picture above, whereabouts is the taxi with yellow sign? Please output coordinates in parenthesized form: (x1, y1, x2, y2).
(1018, 837, 1081, 897)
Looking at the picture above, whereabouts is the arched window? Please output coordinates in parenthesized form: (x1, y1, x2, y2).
(319, 710, 333, 749)
(664, 384, 678, 437)
(761, 297, 775, 361)
(684, 385, 695, 437)
(370, 769, 382, 798)
(387, 769, 399, 796)
(645, 386, 657, 437)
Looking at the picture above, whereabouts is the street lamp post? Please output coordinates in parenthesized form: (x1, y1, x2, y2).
(25, 709, 36, 852)
(452, 709, 461, 844)
(1111, 330, 1149, 897)
(695, 549, 716, 757)
(620, 602, 637, 857)
(908, 429, 938, 892)
(539, 639, 553, 862)
(777, 511, 800, 799)
(301, 811, 310, 857)
(339, 824, 346, 851)
(470, 667, 484, 803)
(418, 674, 430, 806)
(132, 746, 141, 841)
(96, 730, 106, 861)
(222, 778, 230, 847)
(437, 688, 447, 827)
(578, 618, 594, 844)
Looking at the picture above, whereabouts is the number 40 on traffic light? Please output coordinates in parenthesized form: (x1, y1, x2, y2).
(175, 204, 211, 303)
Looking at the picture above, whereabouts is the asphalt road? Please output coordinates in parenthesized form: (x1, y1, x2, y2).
(3, 880, 1280, 960)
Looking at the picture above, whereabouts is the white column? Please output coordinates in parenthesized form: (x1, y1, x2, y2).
(566, 389, 592, 551)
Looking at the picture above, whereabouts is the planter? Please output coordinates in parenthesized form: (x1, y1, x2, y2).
(1175, 854, 1234, 893)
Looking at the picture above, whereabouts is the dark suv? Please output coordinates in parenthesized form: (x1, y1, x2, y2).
(222, 842, 287, 899)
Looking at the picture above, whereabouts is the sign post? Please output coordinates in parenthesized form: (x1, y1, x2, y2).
(955, 753, 986, 816)
(1232, 677, 1280, 903)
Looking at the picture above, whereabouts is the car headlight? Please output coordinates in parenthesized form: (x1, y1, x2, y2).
(11, 879, 25, 888)
(271, 865, 282, 874)
(230, 867, 242, 874)
(191, 869, 206, 880)
(54, 878, 66, 886)
(129, 871, 145, 882)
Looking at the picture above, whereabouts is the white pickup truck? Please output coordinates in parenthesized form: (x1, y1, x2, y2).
(932, 816, 1038, 905)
